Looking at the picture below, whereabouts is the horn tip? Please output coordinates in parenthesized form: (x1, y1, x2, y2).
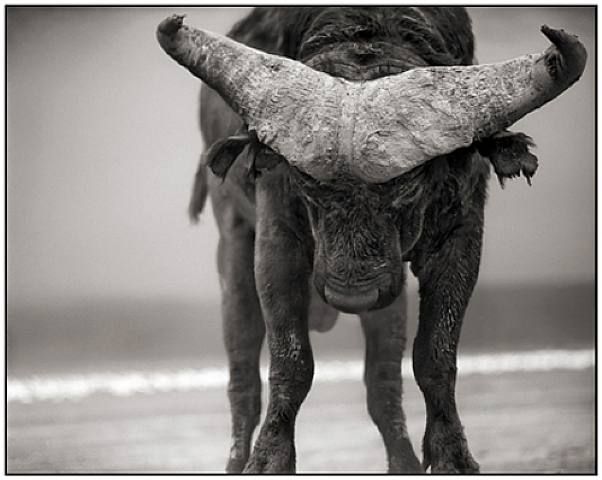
(158, 14, 186, 37)
(540, 24, 553, 35)
(540, 24, 581, 46)
(540, 24, 587, 78)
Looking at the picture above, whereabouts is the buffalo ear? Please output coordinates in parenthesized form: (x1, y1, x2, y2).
(477, 131, 538, 187)
(244, 130, 284, 179)
(205, 135, 250, 178)
(252, 149, 283, 172)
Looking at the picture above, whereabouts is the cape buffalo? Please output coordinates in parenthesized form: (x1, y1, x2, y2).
(157, 7, 586, 473)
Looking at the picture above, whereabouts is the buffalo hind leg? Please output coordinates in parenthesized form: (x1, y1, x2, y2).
(217, 213, 265, 473)
(360, 289, 422, 473)
(412, 223, 482, 473)
(244, 167, 314, 473)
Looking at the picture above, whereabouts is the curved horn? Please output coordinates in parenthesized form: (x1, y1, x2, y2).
(157, 14, 299, 121)
(353, 25, 587, 181)
(159, 17, 587, 184)
(157, 14, 344, 175)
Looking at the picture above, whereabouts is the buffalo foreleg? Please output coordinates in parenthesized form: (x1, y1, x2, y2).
(244, 167, 314, 473)
(359, 290, 422, 473)
(411, 221, 482, 473)
(217, 210, 265, 473)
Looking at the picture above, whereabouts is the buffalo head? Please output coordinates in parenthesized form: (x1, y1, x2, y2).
(157, 14, 586, 312)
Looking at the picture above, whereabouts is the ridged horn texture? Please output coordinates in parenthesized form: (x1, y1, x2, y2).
(156, 14, 345, 179)
(158, 16, 587, 183)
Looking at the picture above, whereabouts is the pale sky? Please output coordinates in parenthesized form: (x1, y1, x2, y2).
(7, 7, 595, 306)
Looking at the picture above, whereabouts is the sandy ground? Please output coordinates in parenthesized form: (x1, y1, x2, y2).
(7, 368, 594, 474)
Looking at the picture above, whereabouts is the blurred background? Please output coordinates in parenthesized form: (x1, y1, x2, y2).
(6, 6, 595, 473)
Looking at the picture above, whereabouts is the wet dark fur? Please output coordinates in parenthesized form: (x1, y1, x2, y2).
(191, 7, 537, 473)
